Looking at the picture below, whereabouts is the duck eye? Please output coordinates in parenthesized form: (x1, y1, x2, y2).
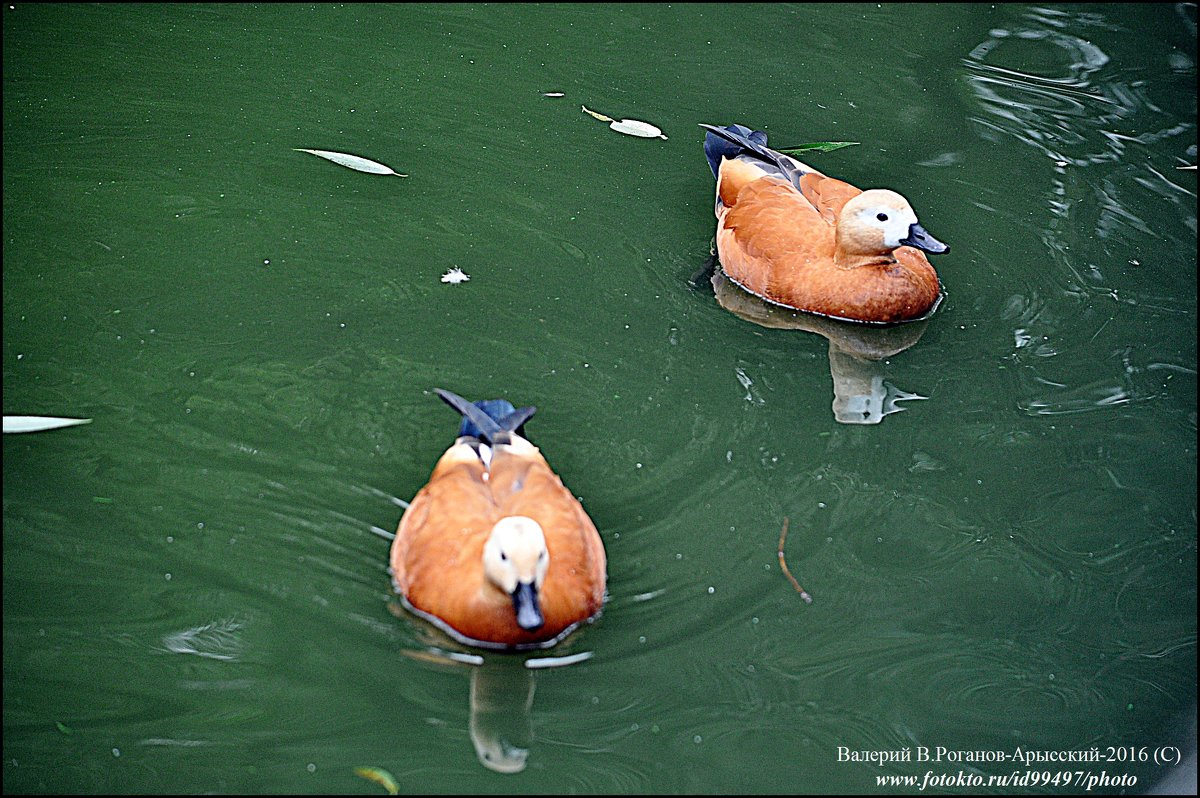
(499, 551, 508, 561)
(876, 213, 889, 222)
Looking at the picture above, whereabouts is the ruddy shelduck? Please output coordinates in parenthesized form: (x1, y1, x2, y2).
(390, 389, 606, 649)
(701, 123, 949, 323)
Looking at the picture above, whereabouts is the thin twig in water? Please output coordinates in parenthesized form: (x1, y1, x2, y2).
(777, 518, 813, 603)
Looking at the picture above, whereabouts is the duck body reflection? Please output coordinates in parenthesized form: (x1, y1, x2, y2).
(392, 613, 596, 774)
(699, 260, 932, 424)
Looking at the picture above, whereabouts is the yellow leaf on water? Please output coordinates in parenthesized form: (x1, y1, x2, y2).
(354, 767, 399, 795)
(581, 104, 614, 123)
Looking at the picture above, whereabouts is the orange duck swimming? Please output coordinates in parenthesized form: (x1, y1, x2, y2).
(701, 123, 949, 323)
(390, 389, 606, 649)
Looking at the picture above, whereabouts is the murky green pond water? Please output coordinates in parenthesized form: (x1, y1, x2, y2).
(4, 3, 1195, 794)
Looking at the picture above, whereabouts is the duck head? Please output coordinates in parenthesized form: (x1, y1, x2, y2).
(483, 516, 550, 631)
(835, 189, 949, 266)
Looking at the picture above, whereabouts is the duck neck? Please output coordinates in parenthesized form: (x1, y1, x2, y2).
(834, 250, 898, 270)
(834, 226, 899, 270)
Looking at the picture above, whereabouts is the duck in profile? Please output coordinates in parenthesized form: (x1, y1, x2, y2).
(701, 123, 949, 323)
(389, 389, 606, 649)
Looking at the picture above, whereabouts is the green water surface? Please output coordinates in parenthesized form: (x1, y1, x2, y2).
(3, 3, 1195, 794)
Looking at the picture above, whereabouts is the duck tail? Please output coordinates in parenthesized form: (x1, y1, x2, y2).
(700, 123, 809, 189)
(701, 124, 770, 178)
(435, 389, 536, 445)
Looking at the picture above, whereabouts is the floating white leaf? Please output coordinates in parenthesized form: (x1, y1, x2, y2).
(609, 119, 666, 139)
(581, 105, 666, 139)
(542, 92, 565, 97)
(3, 416, 93, 434)
(294, 149, 408, 177)
(441, 267, 470, 284)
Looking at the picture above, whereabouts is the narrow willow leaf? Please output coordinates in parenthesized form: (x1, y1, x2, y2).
(609, 119, 667, 139)
(56, 722, 74, 735)
(3, 416, 93, 434)
(354, 767, 399, 795)
(776, 141, 859, 155)
(581, 105, 614, 123)
(294, 149, 407, 177)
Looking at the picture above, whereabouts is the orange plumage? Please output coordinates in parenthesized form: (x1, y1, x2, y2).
(702, 124, 948, 323)
(390, 390, 606, 649)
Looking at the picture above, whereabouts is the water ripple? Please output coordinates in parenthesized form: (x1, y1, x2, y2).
(963, 4, 1196, 327)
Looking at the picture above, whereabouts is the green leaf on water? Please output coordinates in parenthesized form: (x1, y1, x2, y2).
(294, 149, 408, 177)
(354, 767, 399, 795)
(777, 141, 860, 155)
(56, 721, 73, 735)
(3, 416, 93, 434)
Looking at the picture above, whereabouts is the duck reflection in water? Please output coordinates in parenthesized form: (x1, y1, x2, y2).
(694, 256, 935, 424)
(468, 656, 535, 773)
(391, 610, 594, 774)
